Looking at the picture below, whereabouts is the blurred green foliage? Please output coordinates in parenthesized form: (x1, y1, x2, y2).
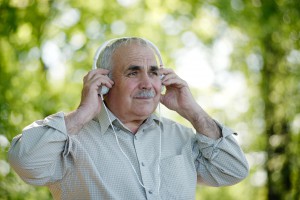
(0, 0, 299, 199)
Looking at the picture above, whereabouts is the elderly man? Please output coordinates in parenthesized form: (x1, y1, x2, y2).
(8, 37, 249, 200)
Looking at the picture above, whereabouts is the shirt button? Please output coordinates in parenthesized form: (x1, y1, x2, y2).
(213, 149, 220, 154)
(134, 136, 138, 140)
(148, 190, 153, 194)
(141, 162, 145, 166)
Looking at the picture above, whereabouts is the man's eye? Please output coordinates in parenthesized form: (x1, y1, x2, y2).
(150, 71, 159, 76)
(128, 71, 137, 77)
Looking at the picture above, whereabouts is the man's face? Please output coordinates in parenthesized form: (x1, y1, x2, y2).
(105, 43, 162, 123)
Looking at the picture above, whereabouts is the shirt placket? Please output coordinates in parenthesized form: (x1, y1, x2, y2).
(133, 129, 158, 200)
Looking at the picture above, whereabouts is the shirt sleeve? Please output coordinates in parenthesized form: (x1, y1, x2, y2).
(192, 120, 249, 186)
(8, 112, 72, 186)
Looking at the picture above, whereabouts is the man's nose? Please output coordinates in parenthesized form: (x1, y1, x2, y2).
(139, 73, 152, 89)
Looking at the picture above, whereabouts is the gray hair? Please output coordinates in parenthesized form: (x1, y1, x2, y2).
(95, 37, 163, 75)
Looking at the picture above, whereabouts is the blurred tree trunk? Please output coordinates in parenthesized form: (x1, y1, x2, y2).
(261, 35, 291, 200)
(260, 1, 299, 199)
(213, 1, 300, 199)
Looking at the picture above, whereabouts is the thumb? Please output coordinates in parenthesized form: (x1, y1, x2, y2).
(160, 94, 166, 105)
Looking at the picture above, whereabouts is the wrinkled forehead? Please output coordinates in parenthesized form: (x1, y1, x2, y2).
(109, 38, 163, 67)
(113, 42, 158, 65)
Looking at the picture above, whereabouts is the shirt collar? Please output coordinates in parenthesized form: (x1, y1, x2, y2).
(96, 101, 117, 133)
(96, 101, 164, 134)
(152, 112, 165, 132)
(146, 112, 162, 126)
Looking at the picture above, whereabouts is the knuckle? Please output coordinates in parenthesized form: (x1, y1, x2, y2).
(83, 76, 87, 82)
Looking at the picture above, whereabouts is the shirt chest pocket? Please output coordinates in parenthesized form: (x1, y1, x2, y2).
(160, 154, 196, 200)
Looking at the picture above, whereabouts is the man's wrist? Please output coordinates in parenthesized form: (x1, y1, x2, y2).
(183, 106, 221, 140)
(65, 108, 89, 135)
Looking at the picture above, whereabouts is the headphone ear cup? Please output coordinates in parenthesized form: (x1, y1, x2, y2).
(99, 86, 109, 95)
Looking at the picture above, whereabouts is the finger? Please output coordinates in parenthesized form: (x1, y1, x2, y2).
(161, 73, 180, 85)
(94, 76, 114, 89)
(88, 75, 114, 91)
(159, 68, 174, 77)
(84, 69, 113, 84)
(163, 76, 188, 89)
(159, 94, 165, 104)
(159, 68, 188, 87)
(161, 73, 177, 82)
(85, 68, 110, 81)
(92, 68, 110, 75)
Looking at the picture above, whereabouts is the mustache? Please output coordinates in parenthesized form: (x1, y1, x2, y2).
(134, 90, 156, 98)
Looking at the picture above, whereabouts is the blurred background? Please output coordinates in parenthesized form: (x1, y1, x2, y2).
(0, 0, 299, 199)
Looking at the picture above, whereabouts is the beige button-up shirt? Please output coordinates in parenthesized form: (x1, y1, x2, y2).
(8, 107, 248, 200)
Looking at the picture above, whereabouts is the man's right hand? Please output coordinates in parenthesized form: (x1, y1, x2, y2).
(65, 69, 114, 135)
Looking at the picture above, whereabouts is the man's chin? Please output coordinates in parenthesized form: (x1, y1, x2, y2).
(134, 106, 156, 117)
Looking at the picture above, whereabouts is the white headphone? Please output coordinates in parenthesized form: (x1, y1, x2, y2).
(92, 37, 165, 95)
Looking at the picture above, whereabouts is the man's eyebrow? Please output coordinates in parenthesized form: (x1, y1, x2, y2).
(149, 66, 159, 71)
(126, 65, 159, 71)
(127, 65, 142, 71)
